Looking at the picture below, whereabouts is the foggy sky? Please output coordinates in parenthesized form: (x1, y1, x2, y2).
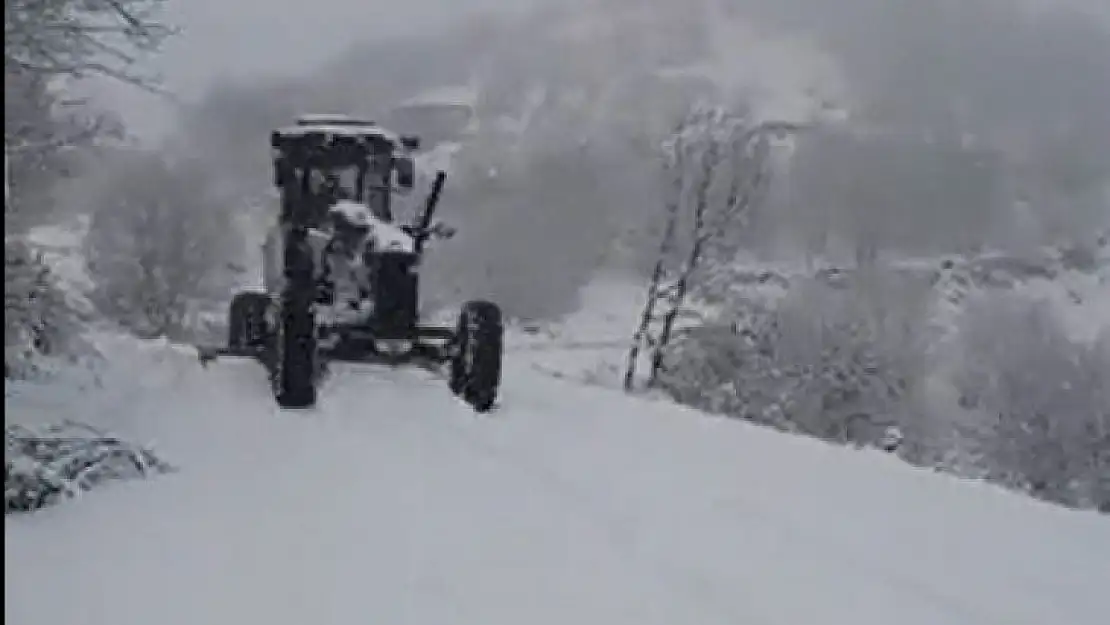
(95, 0, 542, 139)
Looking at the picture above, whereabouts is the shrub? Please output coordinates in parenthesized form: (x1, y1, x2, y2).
(951, 292, 1110, 510)
(4, 238, 82, 379)
(658, 269, 934, 451)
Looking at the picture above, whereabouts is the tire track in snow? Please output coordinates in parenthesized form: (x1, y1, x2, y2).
(709, 494, 1040, 625)
(384, 382, 784, 625)
(318, 366, 750, 624)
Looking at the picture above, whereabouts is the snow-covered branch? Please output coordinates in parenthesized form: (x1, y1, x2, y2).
(5, 421, 175, 514)
(5, 0, 175, 89)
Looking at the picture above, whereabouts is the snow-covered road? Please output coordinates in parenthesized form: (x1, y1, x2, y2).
(6, 336, 1110, 625)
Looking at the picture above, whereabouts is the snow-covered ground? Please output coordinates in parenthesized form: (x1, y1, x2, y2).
(7, 320, 1110, 625)
(8, 216, 1110, 624)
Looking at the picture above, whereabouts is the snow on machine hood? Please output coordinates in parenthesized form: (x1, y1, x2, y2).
(330, 200, 415, 254)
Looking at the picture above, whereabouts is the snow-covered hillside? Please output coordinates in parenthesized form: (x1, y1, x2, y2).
(7, 314, 1110, 625)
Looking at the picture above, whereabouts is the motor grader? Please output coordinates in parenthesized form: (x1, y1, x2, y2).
(199, 114, 503, 412)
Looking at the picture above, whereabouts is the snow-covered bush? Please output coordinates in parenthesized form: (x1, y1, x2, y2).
(658, 244, 1109, 512)
(658, 269, 934, 451)
(5, 421, 174, 514)
(951, 292, 1110, 511)
(4, 238, 84, 379)
(84, 150, 241, 341)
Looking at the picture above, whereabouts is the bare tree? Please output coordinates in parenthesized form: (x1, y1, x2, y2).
(4, 0, 173, 224)
(624, 105, 799, 390)
(5, 0, 173, 86)
(4, 66, 125, 227)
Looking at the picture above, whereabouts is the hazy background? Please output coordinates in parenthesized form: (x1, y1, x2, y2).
(81, 0, 1110, 320)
